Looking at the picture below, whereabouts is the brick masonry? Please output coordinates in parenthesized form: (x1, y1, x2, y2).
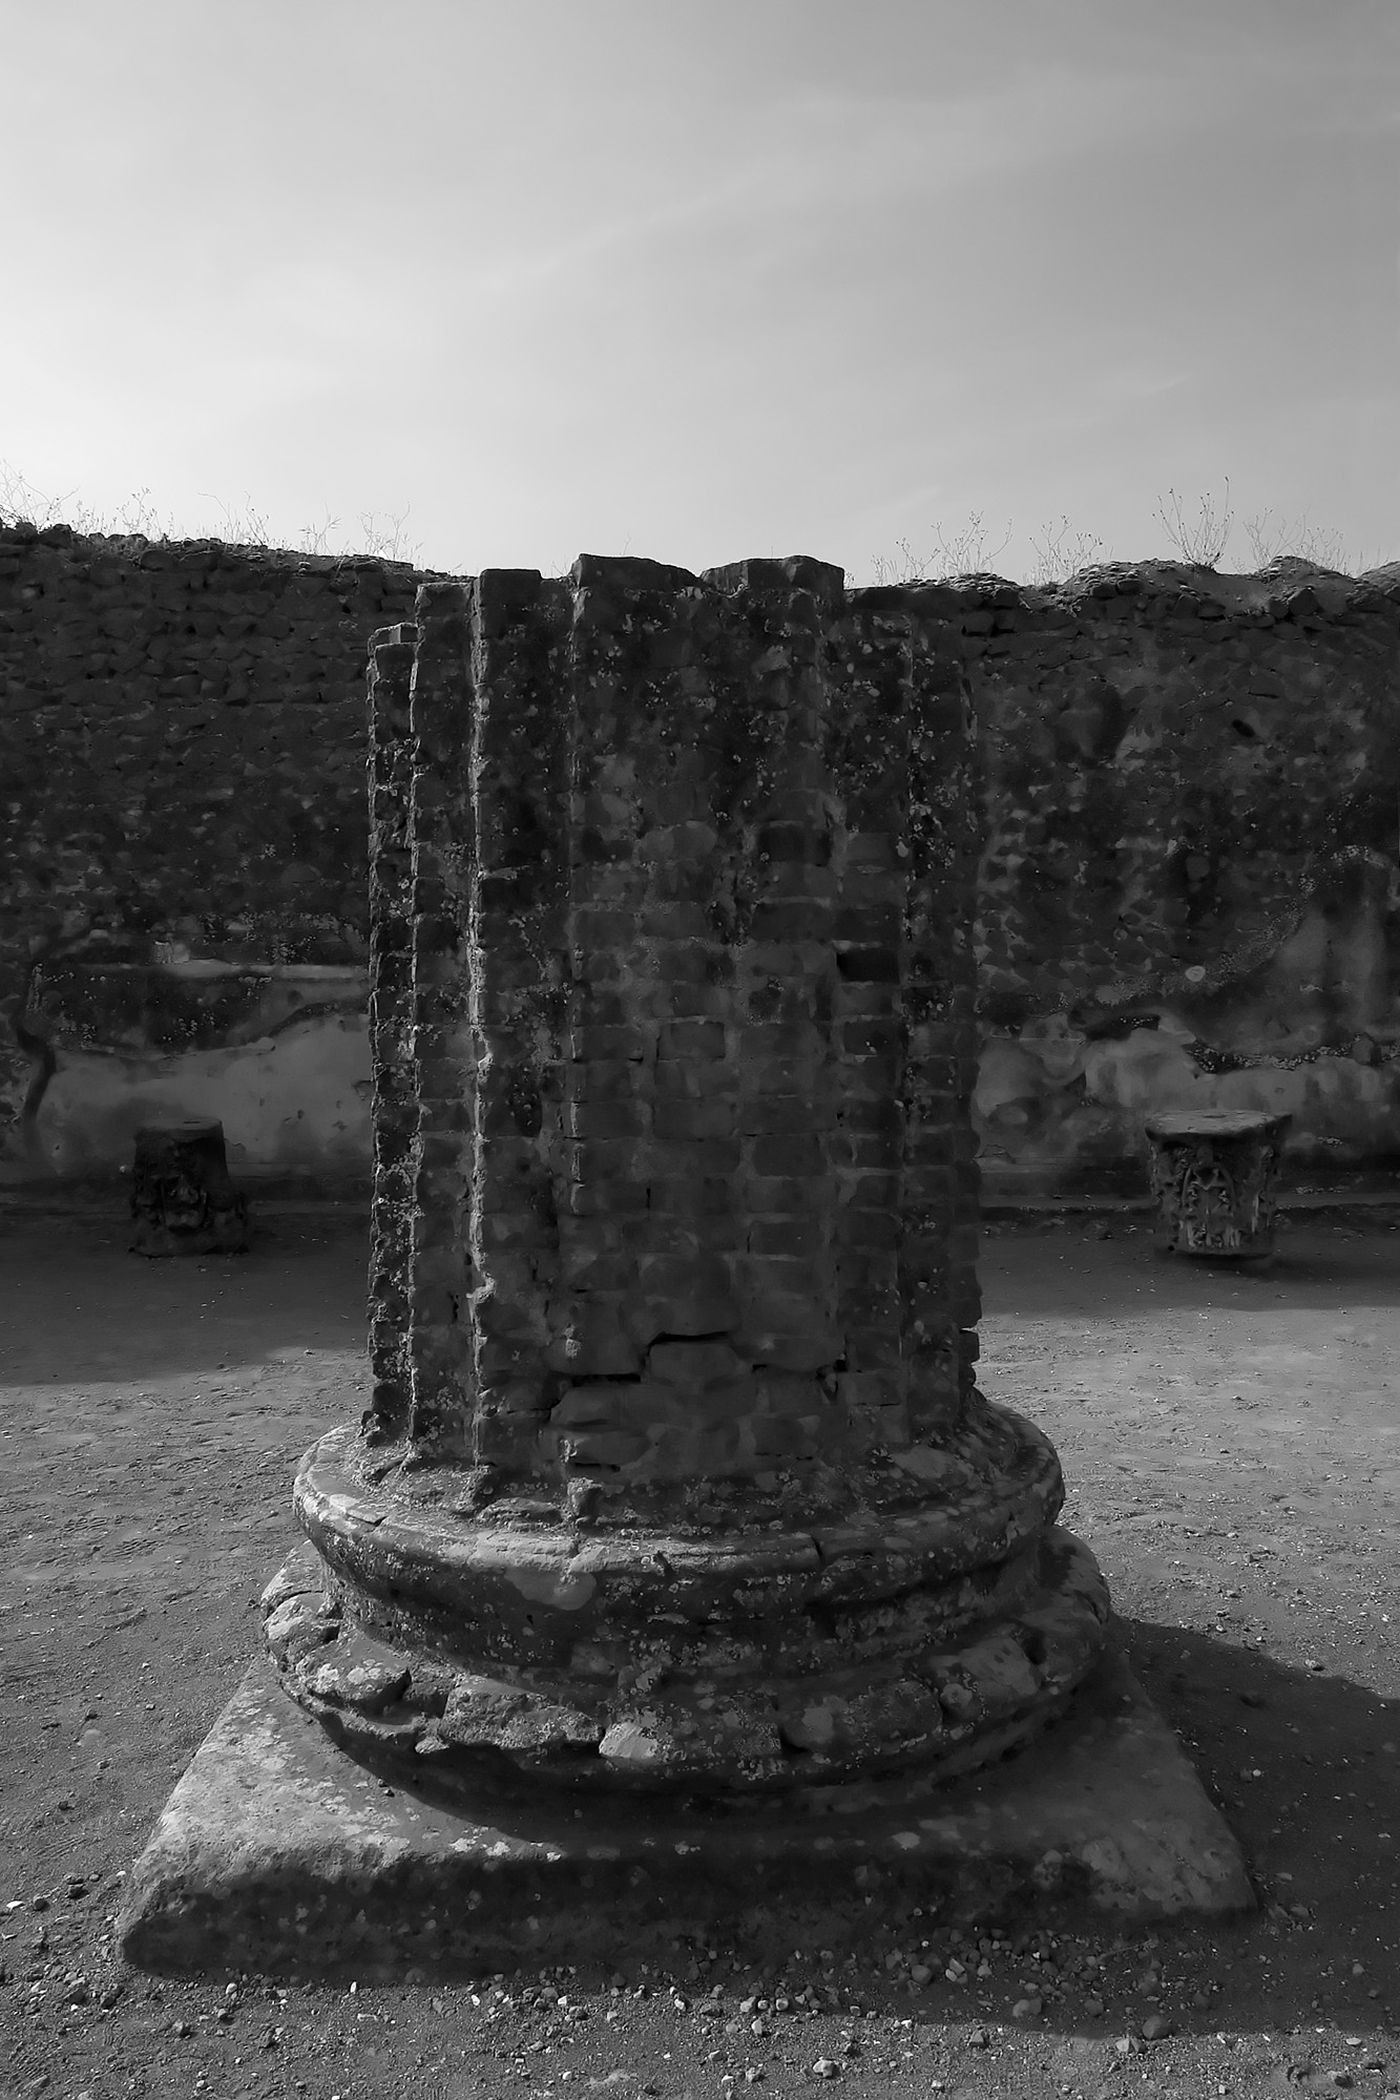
(364, 558, 980, 1499)
(5, 530, 1400, 1194)
(0, 522, 434, 1177)
(960, 560, 1400, 1192)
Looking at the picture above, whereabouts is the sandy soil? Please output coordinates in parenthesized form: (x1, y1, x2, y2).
(1, 1204, 1396, 2100)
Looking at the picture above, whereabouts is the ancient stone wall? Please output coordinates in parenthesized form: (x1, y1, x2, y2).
(0, 522, 433, 1182)
(5, 528, 1400, 1195)
(957, 561, 1400, 1194)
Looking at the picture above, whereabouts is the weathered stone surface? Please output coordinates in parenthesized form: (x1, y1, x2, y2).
(129, 1117, 249, 1255)
(0, 525, 436, 1181)
(1144, 1108, 1291, 1260)
(967, 562, 1400, 1197)
(272, 556, 1110, 1798)
(114, 551, 1260, 1966)
(118, 1640, 1253, 1979)
(5, 530, 1400, 1191)
(281, 1460, 1110, 1792)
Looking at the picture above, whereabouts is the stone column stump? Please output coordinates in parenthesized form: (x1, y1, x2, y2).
(1144, 1109, 1291, 1263)
(118, 558, 1254, 1976)
(130, 1118, 250, 1256)
(267, 556, 1111, 1797)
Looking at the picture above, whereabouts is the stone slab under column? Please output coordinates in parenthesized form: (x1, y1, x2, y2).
(118, 1640, 1252, 1982)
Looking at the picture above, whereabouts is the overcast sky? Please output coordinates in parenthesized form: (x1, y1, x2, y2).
(6, 0, 1398, 578)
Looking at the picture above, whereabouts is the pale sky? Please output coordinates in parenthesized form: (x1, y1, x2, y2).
(6, 0, 1398, 579)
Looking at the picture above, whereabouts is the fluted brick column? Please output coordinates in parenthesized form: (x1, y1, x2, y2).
(364, 621, 418, 1443)
(267, 555, 1109, 1797)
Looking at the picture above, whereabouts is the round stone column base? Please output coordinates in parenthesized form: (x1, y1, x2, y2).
(268, 1406, 1111, 1797)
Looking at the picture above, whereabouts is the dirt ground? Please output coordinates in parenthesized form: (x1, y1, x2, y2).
(1, 1202, 1397, 2100)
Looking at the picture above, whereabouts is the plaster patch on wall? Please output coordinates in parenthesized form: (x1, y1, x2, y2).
(25, 1010, 372, 1181)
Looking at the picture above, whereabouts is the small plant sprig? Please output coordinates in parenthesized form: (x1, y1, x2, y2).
(1028, 515, 1107, 585)
(0, 462, 422, 565)
(869, 512, 1014, 585)
(1152, 479, 1234, 567)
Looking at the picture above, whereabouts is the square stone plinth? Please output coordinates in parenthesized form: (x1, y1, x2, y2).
(119, 1644, 1252, 1980)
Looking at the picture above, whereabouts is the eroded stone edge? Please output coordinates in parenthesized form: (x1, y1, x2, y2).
(118, 1645, 1252, 1977)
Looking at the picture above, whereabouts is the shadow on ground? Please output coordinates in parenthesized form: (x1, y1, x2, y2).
(2, 1213, 1396, 2099)
(0, 1209, 369, 1386)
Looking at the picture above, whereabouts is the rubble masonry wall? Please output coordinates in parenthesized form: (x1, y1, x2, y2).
(4, 526, 1399, 1195)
